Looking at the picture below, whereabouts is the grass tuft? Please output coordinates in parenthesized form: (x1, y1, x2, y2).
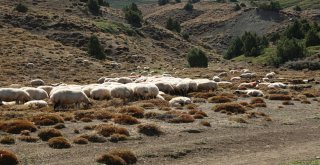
(137, 124, 163, 136)
(48, 137, 71, 149)
(0, 119, 37, 134)
(38, 128, 62, 141)
(0, 150, 19, 165)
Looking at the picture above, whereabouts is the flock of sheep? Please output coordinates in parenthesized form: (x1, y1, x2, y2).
(0, 68, 308, 110)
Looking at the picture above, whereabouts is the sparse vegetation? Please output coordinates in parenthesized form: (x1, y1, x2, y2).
(32, 114, 64, 126)
(80, 133, 106, 143)
(212, 102, 247, 114)
(114, 114, 140, 125)
(110, 134, 128, 142)
(123, 3, 143, 27)
(88, 35, 105, 60)
(200, 120, 211, 127)
(138, 123, 163, 136)
(18, 136, 39, 143)
(73, 137, 89, 145)
(187, 47, 208, 68)
(0, 150, 19, 165)
(96, 153, 126, 165)
(158, 0, 170, 6)
(184, 2, 194, 11)
(268, 94, 292, 100)
(258, 1, 281, 11)
(108, 149, 137, 164)
(305, 29, 320, 47)
(15, 3, 28, 13)
(95, 124, 130, 137)
(166, 17, 181, 33)
(119, 106, 144, 118)
(38, 128, 62, 141)
(0, 120, 37, 134)
(48, 137, 71, 149)
(208, 96, 232, 103)
(87, 0, 100, 15)
(0, 136, 15, 145)
(169, 114, 195, 123)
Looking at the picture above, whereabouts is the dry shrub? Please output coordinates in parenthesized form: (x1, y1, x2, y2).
(230, 117, 248, 123)
(0, 136, 15, 144)
(136, 103, 155, 109)
(110, 134, 128, 142)
(188, 109, 198, 115)
(96, 153, 126, 165)
(18, 136, 39, 143)
(73, 137, 89, 145)
(193, 114, 204, 119)
(200, 121, 211, 127)
(54, 123, 66, 129)
(81, 117, 93, 122)
(32, 114, 64, 126)
(74, 110, 94, 120)
(144, 112, 162, 119)
(185, 104, 198, 110)
(114, 114, 140, 125)
(212, 103, 247, 114)
(278, 106, 284, 108)
(159, 107, 171, 111)
(250, 98, 265, 104)
(268, 90, 290, 95)
(192, 98, 207, 103)
(84, 125, 96, 130)
(108, 149, 137, 164)
(0, 120, 37, 134)
(140, 99, 170, 108)
(103, 98, 124, 107)
(208, 96, 232, 103)
(94, 110, 114, 120)
(20, 130, 30, 136)
(80, 133, 106, 143)
(268, 94, 291, 100)
(48, 137, 71, 149)
(118, 106, 144, 118)
(60, 113, 73, 121)
(169, 114, 195, 123)
(301, 100, 311, 104)
(195, 110, 208, 117)
(282, 101, 294, 105)
(74, 129, 80, 134)
(264, 116, 272, 121)
(303, 89, 319, 98)
(254, 103, 267, 107)
(0, 150, 19, 165)
(161, 94, 175, 101)
(38, 128, 62, 141)
(188, 92, 216, 99)
(95, 124, 129, 137)
(137, 124, 163, 136)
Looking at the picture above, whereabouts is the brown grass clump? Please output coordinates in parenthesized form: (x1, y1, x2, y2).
(212, 103, 247, 114)
(48, 137, 71, 149)
(0, 120, 37, 134)
(200, 121, 211, 127)
(195, 110, 208, 117)
(96, 153, 126, 165)
(303, 89, 319, 98)
(268, 94, 291, 100)
(108, 149, 137, 164)
(0, 136, 15, 144)
(38, 128, 62, 141)
(114, 114, 140, 125)
(103, 98, 125, 107)
(192, 98, 207, 103)
(73, 137, 89, 145)
(264, 116, 272, 121)
(54, 123, 66, 129)
(229, 117, 248, 123)
(74, 110, 95, 120)
(144, 112, 162, 119)
(110, 134, 128, 143)
(140, 99, 170, 108)
(80, 117, 93, 122)
(169, 114, 195, 123)
(118, 106, 144, 118)
(137, 124, 163, 136)
(20, 130, 31, 136)
(185, 104, 198, 110)
(95, 124, 130, 137)
(193, 114, 204, 119)
(282, 101, 294, 105)
(301, 100, 311, 104)
(208, 96, 232, 103)
(94, 111, 114, 120)
(32, 114, 64, 126)
(83, 125, 96, 130)
(188, 109, 198, 115)
(18, 136, 39, 143)
(74, 129, 80, 134)
(80, 133, 106, 143)
(250, 98, 265, 104)
(0, 150, 19, 165)
(188, 92, 216, 99)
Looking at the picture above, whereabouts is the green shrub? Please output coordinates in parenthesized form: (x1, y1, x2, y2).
(15, 3, 28, 13)
(175, 0, 181, 3)
(293, 5, 301, 11)
(269, 32, 280, 42)
(305, 29, 320, 47)
(158, 0, 170, 5)
(98, 0, 109, 7)
(258, 1, 281, 11)
(184, 2, 193, 11)
(230, 0, 238, 2)
(241, 32, 263, 57)
(166, 17, 181, 33)
(224, 37, 243, 59)
(88, 35, 105, 60)
(240, 3, 246, 7)
(123, 3, 143, 27)
(216, 0, 225, 3)
(234, 4, 241, 11)
(87, 0, 100, 15)
(285, 20, 304, 39)
(182, 32, 190, 40)
(275, 37, 306, 64)
(189, 0, 200, 3)
(187, 47, 208, 68)
(284, 60, 320, 70)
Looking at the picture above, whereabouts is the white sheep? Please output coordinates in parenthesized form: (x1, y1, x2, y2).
(195, 79, 218, 91)
(133, 83, 159, 100)
(238, 82, 257, 89)
(0, 88, 31, 104)
(266, 72, 276, 79)
(155, 82, 174, 94)
(37, 86, 53, 95)
(30, 79, 45, 87)
(234, 89, 264, 97)
(26, 63, 34, 68)
(169, 97, 192, 107)
(117, 77, 133, 84)
(24, 100, 48, 109)
(213, 76, 221, 82)
(240, 73, 256, 78)
(50, 89, 92, 110)
(241, 69, 250, 73)
(21, 87, 49, 100)
(90, 87, 110, 100)
(109, 85, 132, 100)
(230, 77, 241, 82)
(268, 82, 287, 89)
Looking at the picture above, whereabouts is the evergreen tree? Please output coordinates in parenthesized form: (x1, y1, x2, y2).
(88, 35, 105, 60)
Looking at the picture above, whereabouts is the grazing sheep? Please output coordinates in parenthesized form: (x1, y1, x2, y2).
(22, 87, 49, 100)
(50, 89, 92, 110)
(0, 88, 31, 104)
(195, 79, 218, 91)
(213, 76, 221, 82)
(229, 70, 240, 74)
(90, 87, 110, 100)
(238, 82, 257, 89)
(230, 77, 241, 82)
(268, 82, 287, 89)
(37, 86, 53, 95)
(169, 97, 192, 107)
(133, 83, 159, 100)
(81, 84, 100, 97)
(30, 79, 45, 87)
(240, 73, 256, 78)
(155, 82, 174, 94)
(256, 83, 270, 89)
(26, 63, 34, 68)
(108, 85, 132, 100)
(234, 90, 264, 97)
(174, 81, 189, 95)
(24, 100, 48, 108)
(218, 72, 228, 77)
(117, 77, 133, 84)
(241, 69, 250, 73)
(98, 77, 106, 84)
(266, 72, 276, 79)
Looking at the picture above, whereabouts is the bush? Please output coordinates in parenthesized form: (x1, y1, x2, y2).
(73, 137, 89, 144)
(114, 114, 140, 125)
(305, 29, 320, 47)
(80, 133, 106, 143)
(166, 17, 181, 33)
(0, 120, 37, 134)
(137, 124, 163, 136)
(208, 96, 232, 103)
(38, 128, 62, 141)
(224, 37, 243, 59)
(32, 114, 64, 126)
(0, 136, 15, 145)
(175, 0, 181, 3)
(284, 60, 320, 70)
(15, 3, 28, 13)
(169, 114, 195, 123)
(241, 32, 263, 57)
(182, 32, 190, 40)
(48, 137, 71, 149)
(0, 150, 19, 165)
(158, 0, 170, 6)
(200, 121, 211, 127)
(268, 94, 291, 100)
(18, 136, 39, 143)
(189, 0, 200, 3)
(184, 3, 193, 11)
(95, 124, 130, 137)
(87, 0, 100, 15)
(240, 3, 246, 7)
(110, 134, 128, 142)
(234, 4, 241, 11)
(285, 20, 304, 39)
(187, 47, 208, 68)
(275, 37, 306, 64)
(293, 5, 302, 11)
(123, 4, 143, 27)
(88, 35, 105, 60)
(98, 0, 109, 7)
(108, 149, 137, 164)
(96, 153, 126, 165)
(258, 1, 281, 11)
(119, 106, 144, 118)
(212, 102, 247, 114)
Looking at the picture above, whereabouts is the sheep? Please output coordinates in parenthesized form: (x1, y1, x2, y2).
(108, 85, 133, 100)
(50, 89, 92, 110)
(240, 73, 256, 78)
(217, 81, 233, 88)
(256, 83, 270, 89)
(90, 87, 110, 100)
(26, 63, 34, 68)
(21, 87, 49, 100)
(234, 89, 264, 97)
(266, 72, 276, 79)
(143, 66, 150, 70)
(37, 86, 53, 95)
(174, 81, 189, 95)
(98, 77, 106, 84)
(24, 100, 48, 109)
(218, 72, 228, 77)
(81, 84, 100, 97)
(229, 70, 240, 74)
(117, 77, 133, 84)
(194, 79, 218, 91)
(213, 76, 221, 82)
(238, 82, 257, 89)
(30, 79, 45, 87)
(169, 97, 192, 107)
(241, 69, 250, 73)
(154, 82, 174, 94)
(268, 82, 287, 89)
(0, 88, 31, 104)
(133, 83, 159, 100)
(230, 77, 241, 82)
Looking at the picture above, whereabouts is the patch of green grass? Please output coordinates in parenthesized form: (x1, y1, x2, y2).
(108, 0, 156, 9)
(285, 159, 320, 165)
(307, 45, 320, 55)
(233, 47, 275, 65)
(94, 21, 136, 35)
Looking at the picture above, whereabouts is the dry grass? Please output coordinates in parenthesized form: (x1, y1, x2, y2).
(282, 101, 294, 105)
(48, 137, 71, 149)
(0, 136, 15, 144)
(200, 120, 211, 127)
(110, 134, 128, 143)
(137, 123, 163, 136)
(0, 119, 37, 134)
(185, 104, 198, 110)
(264, 116, 272, 121)
(118, 106, 144, 118)
(102, 98, 125, 107)
(96, 153, 126, 165)
(192, 98, 207, 103)
(250, 98, 265, 104)
(212, 102, 247, 114)
(18, 136, 39, 143)
(108, 149, 137, 164)
(208, 96, 232, 103)
(83, 125, 96, 130)
(32, 114, 64, 126)
(73, 137, 89, 145)
(94, 110, 114, 120)
(20, 130, 30, 136)
(188, 92, 216, 99)
(114, 114, 140, 125)
(193, 114, 204, 119)
(74, 110, 95, 120)
(38, 128, 62, 141)
(144, 112, 162, 119)
(80, 117, 93, 122)
(268, 94, 292, 100)
(80, 133, 106, 143)
(139, 99, 170, 108)
(95, 124, 130, 137)
(301, 100, 311, 104)
(0, 150, 19, 165)
(169, 114, 195, 123)
(53, 123, 66, 129)
(229, 117, 248, 123)
(303, 89, 319, 98)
